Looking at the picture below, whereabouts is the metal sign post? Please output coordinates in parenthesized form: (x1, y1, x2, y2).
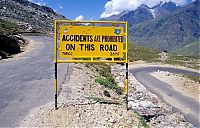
(54, 20, 58, 110)
(54, 20, 128, 110)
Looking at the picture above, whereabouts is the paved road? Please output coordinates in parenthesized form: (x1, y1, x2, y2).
(0, 36, 69, 127)
(130, 67, 200, 127)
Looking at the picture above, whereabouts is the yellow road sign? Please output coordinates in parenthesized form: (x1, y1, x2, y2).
(59, 26, 125, 58)
(54, 20, 129, 110)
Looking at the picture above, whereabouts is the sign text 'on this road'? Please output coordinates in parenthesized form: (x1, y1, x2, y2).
(59, 26, 125, 58)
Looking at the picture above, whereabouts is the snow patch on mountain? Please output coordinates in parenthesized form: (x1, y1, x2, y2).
(149, 9, 156, 18)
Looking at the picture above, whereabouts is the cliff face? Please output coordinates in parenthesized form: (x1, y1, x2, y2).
(0, 0, 66, 33)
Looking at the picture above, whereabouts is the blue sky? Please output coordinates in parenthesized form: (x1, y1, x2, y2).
(30, 0, 193, 20)
(30, 0, 108, 20)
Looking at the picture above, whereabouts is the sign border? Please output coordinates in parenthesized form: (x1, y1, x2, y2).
(54, 20, 128, 63)
(54, 20, 129, 110)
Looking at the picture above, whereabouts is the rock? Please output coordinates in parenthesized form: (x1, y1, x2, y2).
(0, 34, 21, 54)
(75, 113, 80, 117)
(139, 101, 155, 108)
(128, 101, 139, 109)
(0, 51, 7, 59)
(109, 118, 116, 123)
(135, 84, 147, 92)
(103, 90, 111, 97)
(117, 82, 124, 87)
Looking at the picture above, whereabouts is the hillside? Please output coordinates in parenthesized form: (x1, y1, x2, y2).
(173, 41, 200, 56)
(0, 0, 66, 34)
(0, 18, 18, 34)
(0, 0, 67, 59)
(129, 0, 199, 51)
(128, 43, 160, 62)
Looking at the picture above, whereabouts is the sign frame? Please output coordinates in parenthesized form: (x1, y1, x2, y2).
(54, 20, 129, 110)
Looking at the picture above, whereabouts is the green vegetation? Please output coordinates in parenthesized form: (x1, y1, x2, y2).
(128, 43, 200, 70)
(86, 63, 123, 95)
(165, 54, 200, 69)
(182, 74, 200, 83)
(128, 43, 160, 62)
(173, 41, 200, 56)
(85, 96, 120, 105)
(134, 111, 150, 128)
(0, 19, 18, 34)
(138, 115, 149, 128)
(95, 76, 123, 95)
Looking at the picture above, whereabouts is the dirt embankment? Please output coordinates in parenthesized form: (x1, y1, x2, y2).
(20, 63, 140, 127)
(0, 33, 28, 59)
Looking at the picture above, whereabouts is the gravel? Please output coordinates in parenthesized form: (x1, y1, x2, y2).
(111, 64, 194, 128)
(20, 63, 140, 127)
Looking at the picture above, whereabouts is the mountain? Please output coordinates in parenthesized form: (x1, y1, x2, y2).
(0, 0, 66, 34)
(129, 0, 199, 51)
(151, 1, 181, 18)
(102, 1, 180, 27)
(118, 5, 153, 27)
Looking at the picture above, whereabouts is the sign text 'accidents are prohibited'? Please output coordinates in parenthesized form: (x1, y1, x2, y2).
(59, 26, 125, 58)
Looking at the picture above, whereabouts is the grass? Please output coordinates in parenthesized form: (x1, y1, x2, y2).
(86, 63, 123, 95)
(182, 74, 200, 83)
(139, 115, 150, 128)
(85, 96, 121, 105)
(128, 43, 200, 70)
(173, 41, 200, 56)
(134, 111, 150, 128)
(95, 76, 123, 95)
(128, 43, 160, 62)
(164, 54, 200, 70)
(0, 19, 18, 34)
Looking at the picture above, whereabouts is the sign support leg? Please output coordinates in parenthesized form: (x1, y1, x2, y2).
(54, 62, 58, 110)
(125, 62, 128, 111)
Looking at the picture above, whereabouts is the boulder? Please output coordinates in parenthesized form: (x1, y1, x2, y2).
(0, 33, 21, 55)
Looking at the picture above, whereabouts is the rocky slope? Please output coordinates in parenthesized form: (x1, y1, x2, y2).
(0, 0, 66, 33)
(102, 1, 180, 27)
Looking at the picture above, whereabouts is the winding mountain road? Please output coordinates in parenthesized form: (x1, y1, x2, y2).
(0, 36, 69, 127)
(130, 66, 200, 127)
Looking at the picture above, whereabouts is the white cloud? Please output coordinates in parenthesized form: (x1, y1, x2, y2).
(75, 15, 84, 21)
(53, 8, 57, 12)
(35, 2, 46, 6)
(58, 5, 63, 9)
(36, 2, 41, 5)
(100, 0, 187, 18)
(30, 0, 46, 6)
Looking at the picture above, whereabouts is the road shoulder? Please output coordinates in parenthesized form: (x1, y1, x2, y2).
(151, 71, 199, 102)
(20, 63, 140, 127)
